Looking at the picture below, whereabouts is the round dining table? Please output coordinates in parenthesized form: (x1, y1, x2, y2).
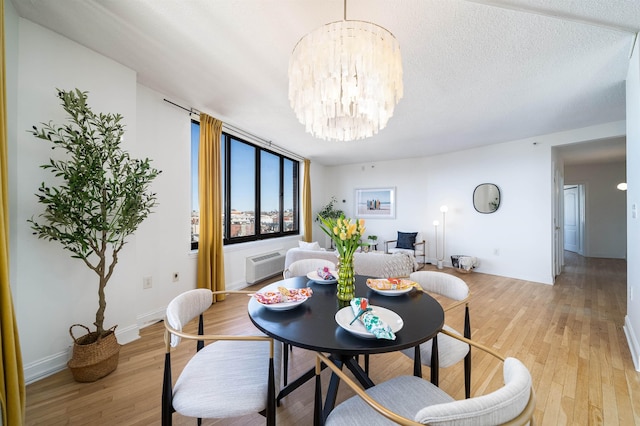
(247, 274, 445, 421)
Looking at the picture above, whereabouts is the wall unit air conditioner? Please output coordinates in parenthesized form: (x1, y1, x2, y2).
(245, 251, 285, 284)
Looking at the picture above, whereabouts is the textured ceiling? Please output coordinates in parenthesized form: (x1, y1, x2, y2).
(10, 0, 637, 166)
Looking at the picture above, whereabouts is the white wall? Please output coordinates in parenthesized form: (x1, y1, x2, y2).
(624, 39, 640, 371)
(565, 162, 627, 259)
(319, 138, 554, 283)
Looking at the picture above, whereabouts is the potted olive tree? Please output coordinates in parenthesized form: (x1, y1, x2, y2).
(315, 196, 344, 222)
(28, 89, 161, 382)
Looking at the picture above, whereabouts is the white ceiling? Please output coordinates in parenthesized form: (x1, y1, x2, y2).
(10, 0, 637, 166)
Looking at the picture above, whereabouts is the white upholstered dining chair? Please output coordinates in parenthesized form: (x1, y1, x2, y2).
(283, 258, 336, 279)
(162, 289, 281, 425)
(401, 270, 472, 398)
(315, 329, 535, 426)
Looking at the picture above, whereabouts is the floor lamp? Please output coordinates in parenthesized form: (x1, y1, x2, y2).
(438, 205, 448, 269)
(433, 220, 439, 265)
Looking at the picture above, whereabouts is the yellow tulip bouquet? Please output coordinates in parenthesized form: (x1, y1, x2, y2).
(318, 216, 366, 300)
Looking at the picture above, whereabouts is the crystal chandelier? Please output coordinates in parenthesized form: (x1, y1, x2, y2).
(288, 2, 403, 142)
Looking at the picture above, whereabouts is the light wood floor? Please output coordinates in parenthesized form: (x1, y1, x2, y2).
(25, 252, 640, 425)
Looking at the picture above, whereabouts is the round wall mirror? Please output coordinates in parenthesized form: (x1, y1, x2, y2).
(473, 183, 500, 213)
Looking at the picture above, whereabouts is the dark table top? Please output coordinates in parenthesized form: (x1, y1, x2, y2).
(247, 275, 444, 356)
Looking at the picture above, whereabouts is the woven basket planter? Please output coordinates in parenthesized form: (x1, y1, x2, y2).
(67, 324, 121, 382)
(451, 255, 478, 274)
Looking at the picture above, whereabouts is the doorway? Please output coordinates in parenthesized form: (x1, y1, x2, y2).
(563, 184, 585, 255)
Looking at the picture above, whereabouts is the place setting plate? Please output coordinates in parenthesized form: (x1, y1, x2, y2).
(258, 297, 308, 311)
(366, 278, 415, 296)
(335, 306, 404, 339)
(368, 286, 413, 296)
(252, 283, 311, 311)
(307, 270, 338, 284)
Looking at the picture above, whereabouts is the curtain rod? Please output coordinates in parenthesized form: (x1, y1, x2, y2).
(163, 98, 304, 161)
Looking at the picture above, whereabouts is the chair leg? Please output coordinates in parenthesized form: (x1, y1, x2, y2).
(267, 358, 276, 426)
(464, 351, 471, 399)
(464, 305, 471, 398)
(314, 360, 324, 426)
(283, 343, 289, 386)
(430, 335, 439, 386)
(162, 353, 173, 426)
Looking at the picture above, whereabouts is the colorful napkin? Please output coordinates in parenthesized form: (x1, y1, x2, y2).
(254, 287, 313, 304)
(366, 278, 415, 290)
(317, 267, 335, 280)
(350, 298, 396, 340)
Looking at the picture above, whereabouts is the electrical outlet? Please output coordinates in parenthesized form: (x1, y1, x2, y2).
(143, 276, 152, 289)
(172, 272, 179, 282)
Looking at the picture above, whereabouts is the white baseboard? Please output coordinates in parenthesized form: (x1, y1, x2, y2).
(624, 315, 640, 371)
(24, 349, 70, 385)
(136, 307, 165, 331)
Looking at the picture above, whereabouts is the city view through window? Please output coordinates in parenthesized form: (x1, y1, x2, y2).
(191, 121, 298, 248)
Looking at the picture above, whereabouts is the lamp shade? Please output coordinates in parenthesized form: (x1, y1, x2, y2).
(288, 20, 403, 141)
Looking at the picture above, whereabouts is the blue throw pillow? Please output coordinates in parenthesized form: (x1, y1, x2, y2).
(397, 232, 417, 249)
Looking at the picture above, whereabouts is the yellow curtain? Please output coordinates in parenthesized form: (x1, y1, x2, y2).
(302, 159, 312, 242)
(1, 0, 26, 421)
(197, 114, 226, 299)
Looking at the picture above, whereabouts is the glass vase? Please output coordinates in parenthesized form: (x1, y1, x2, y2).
(337, 254, 356, 301)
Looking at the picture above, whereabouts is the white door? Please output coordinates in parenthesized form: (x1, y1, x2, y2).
(553, 167, 563, 279)
(564, 185, 580, 253)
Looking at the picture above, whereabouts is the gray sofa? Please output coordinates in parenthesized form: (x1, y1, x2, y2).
(284, 247, 416, 278)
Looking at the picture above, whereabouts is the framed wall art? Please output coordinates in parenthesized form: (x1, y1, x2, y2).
(354, 187, 396, 219)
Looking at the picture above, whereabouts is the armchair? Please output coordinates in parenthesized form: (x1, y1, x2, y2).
(162, 289, 280, 425)
(283, 258, 336, 279)
(384, 231, 425, 268)
(315, 329, 535, 425)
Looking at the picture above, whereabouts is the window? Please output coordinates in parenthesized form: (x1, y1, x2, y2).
(191, 121, 299, 249)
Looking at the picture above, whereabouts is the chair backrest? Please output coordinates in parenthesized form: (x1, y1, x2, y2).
(414, 357, 533, 425)
(283, 258, 336, 278)
(165, 288, 212, 347)
(409, 271, 469, 302)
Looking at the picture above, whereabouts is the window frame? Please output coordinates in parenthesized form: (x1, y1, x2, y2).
(191, 121, 300, 250)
